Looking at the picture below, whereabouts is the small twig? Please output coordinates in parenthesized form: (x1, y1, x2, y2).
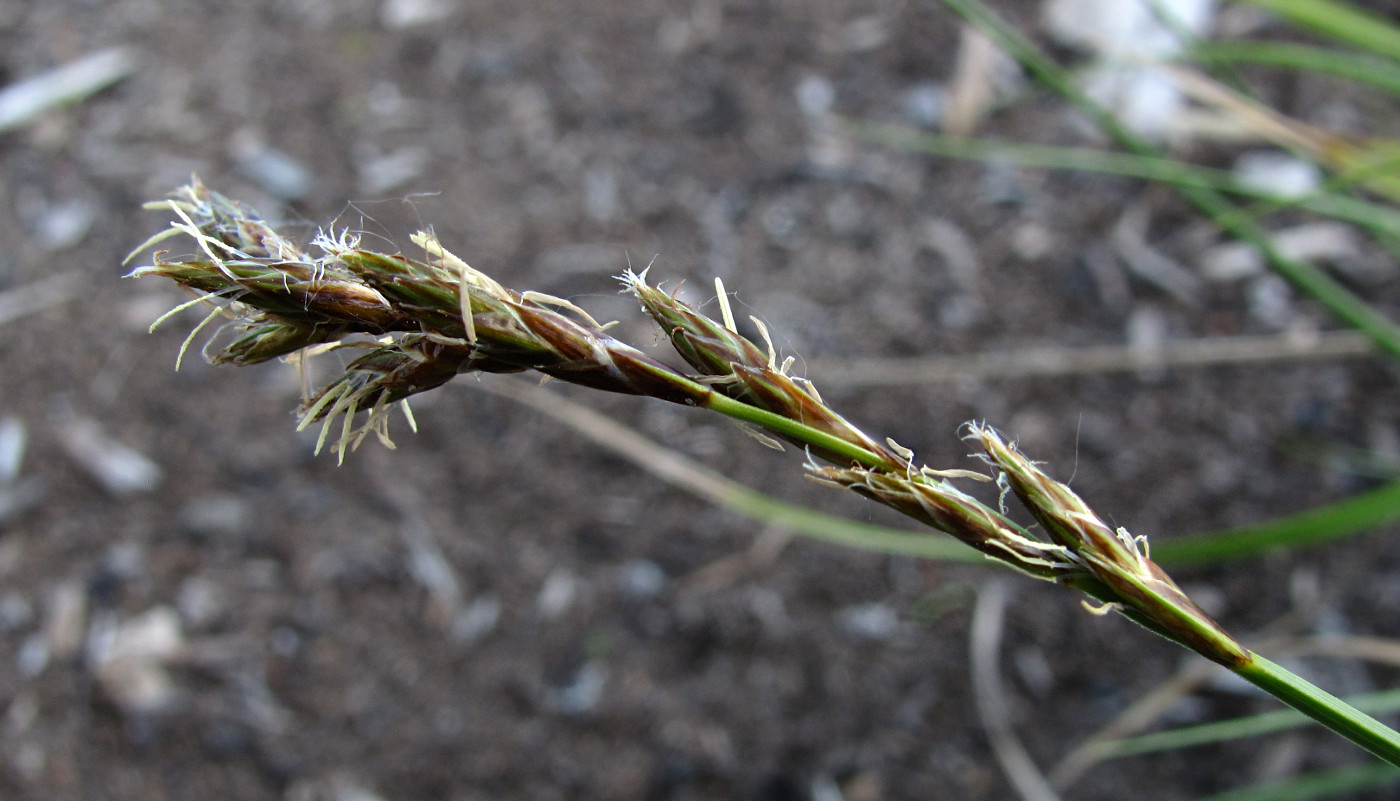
(1259, 634, 1400, 671)
(971, 581, 1064, 801)
(676, 527, 793, 597)
(0, 274, 81, 326)
(1051, 659, 1221, 788)
(809, 330, 1373, 386)
(0, 47, 137, 132)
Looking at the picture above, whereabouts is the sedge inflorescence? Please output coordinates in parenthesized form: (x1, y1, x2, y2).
(127, 180, 1247, 669)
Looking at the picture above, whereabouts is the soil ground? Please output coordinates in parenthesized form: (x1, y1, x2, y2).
(2, 1, 1400, 799)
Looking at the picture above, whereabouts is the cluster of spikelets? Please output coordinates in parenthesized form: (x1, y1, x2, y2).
(126, 180, 1248, 670)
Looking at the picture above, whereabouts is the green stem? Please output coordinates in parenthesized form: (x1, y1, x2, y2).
(701, 391, 891, 470)
(628, 357, 893, 470)
(1235, 652, 1400, 767)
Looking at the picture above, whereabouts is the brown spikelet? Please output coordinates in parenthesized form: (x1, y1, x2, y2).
(965, 423, 1249, 668)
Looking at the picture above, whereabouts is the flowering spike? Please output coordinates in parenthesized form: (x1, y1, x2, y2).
(127, 181, 1251, 674)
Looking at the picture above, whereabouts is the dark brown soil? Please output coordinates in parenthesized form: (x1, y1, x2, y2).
(3, 2, 1399, 799)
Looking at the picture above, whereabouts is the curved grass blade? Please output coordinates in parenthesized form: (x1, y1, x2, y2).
(846, 122, 1400, 238)
(1194, 762, 1400, 801)
(1190, 40, 1400, 96)
(1087, 688, 1400, 761)
(1238, 0, 1400, 62)
(1153, 479, 1400, 566)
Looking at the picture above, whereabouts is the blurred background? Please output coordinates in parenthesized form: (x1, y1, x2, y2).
(3, 0, 1400, 798)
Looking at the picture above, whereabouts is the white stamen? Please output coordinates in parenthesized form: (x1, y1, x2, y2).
(521, 290, 605, 328)
(148, 287, 236, 334)
(740, 424, 786, 451)
(336, 395, 360, 465)
(886, 437, 915, 462)
(1081, 599, 1120, 616)
(285, 350, 312, 403)
(995, 471, 1012, 513)
(352, 393, 391, 451)
(920, 466, 993, 483)
(749, 316, 777, 369)
(373, 415, 396, 449)
(122, 221, 187, 266)
(714, 277, 737, 334)
(412, 231, 479, 343)
(313, 410, 338, 456)
(300, 383, 347, 434)
(167, 203, 247, 275)
(175, 304, 225, 371)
